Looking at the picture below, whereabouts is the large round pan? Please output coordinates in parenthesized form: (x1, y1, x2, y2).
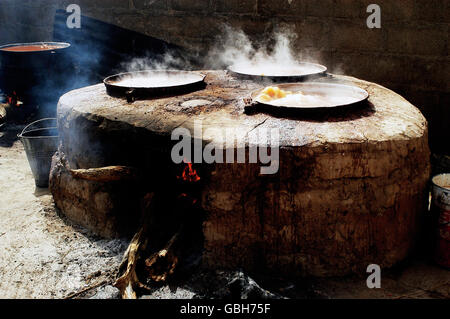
(228, 62, 327, 82)
(0, 42, 70, 52)
(104, 70, 206, 102)
(250, 83, 369, 111)
(0, 42, 72, 98)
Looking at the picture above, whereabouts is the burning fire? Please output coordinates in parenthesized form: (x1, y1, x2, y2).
(178, 159, 200, 183)
(6, 91, 23, 107)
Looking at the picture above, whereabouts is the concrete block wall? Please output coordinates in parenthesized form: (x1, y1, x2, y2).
(0, 0, 57, 44)
(0, 0, 448, 153)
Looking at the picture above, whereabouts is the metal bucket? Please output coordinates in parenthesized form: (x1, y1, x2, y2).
(18, 118, 59, 188)
(431, 173, 450, 268)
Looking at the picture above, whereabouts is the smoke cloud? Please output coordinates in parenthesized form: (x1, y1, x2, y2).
(205, 25, 302, 70)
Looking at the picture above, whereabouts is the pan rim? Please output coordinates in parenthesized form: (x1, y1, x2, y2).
(228, 62, 327, 78)
(0, 42, 71, 52)
(251, 82, 369, 110)
(103, 70, 206, 89)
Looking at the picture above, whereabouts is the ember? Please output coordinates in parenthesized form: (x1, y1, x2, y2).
(6, 91, 22, 107)
(178, 192, 198, 205)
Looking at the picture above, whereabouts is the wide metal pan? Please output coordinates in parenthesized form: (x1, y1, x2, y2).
(228, 62, 327, 82)
(0, 42, 72, 100)
(104, 70, 206, 102)
(248, 83, 369, 113)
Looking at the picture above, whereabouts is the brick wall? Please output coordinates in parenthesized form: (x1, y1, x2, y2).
(0, 0, 448, 153)
(0, 0, 57, 44)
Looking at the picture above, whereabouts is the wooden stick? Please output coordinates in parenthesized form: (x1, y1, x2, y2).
(113, 193, 155, 299)
(69, 166, 139, 182)
(64, 280, 110, 299)
(144, 228, 182, 282)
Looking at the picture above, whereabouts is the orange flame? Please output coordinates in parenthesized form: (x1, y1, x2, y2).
(178, 159, 200, 183)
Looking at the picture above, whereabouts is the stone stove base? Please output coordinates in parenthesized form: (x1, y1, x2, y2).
(50, 71, 430, 276)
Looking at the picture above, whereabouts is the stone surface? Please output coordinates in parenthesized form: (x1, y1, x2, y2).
(0, 0, 447, 153)
(89, 285, 120, 299)
(49, 152, 142, 238)
(53, 71, 430, 276)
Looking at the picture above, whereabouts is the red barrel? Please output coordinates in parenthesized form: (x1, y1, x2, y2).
(431, 173, 450, 268)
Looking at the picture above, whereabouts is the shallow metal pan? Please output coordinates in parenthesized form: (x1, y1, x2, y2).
(104, 70, 206, 102)
(249, 83, 369, 112)
(228, 62, 327, 82)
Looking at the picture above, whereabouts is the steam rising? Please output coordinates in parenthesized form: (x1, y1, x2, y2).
(120, 25, 321, 74)
(119, 52, 194, 73)
(206, 25, 298, 69)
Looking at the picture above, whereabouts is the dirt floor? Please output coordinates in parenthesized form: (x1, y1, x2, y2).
(0, 123, 449, 299)
(0, 124, 127, 299)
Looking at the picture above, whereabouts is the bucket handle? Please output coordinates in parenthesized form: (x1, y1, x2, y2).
(19, 118, 57, 138)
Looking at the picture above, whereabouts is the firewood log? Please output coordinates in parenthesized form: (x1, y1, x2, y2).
(69, 166, 139, 182)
